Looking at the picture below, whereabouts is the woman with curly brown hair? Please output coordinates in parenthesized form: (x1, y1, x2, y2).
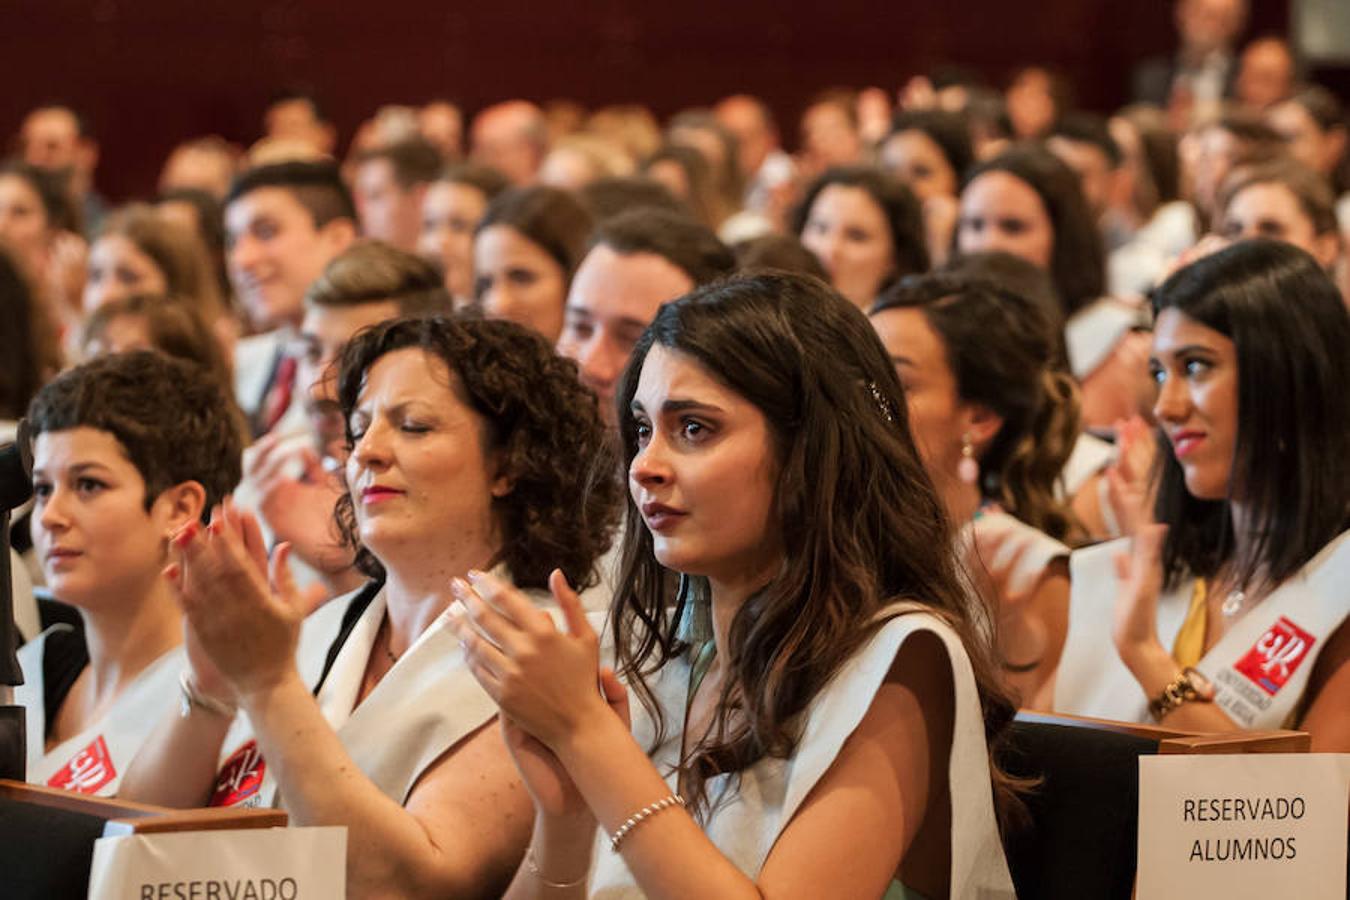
(120, 315, 622, 900)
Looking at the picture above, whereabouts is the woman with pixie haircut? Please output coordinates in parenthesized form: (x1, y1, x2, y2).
(17, 351, 242, 795)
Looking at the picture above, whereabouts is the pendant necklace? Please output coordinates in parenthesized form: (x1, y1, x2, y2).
(1220, 589, 1247, 618)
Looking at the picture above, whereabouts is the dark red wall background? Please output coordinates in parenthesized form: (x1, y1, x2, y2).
(0, 1, 1295, 201)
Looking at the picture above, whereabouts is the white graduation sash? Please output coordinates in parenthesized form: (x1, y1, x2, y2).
(209, 584, 360, 808)
(211, 575, 553, 810)
(15, 627, 183, 796)
(1056, 531, 1350, 727)
(962, 509, 1070, 601)
(588, 604, 1015, 899)
(1064, 296, 1148, 381)
(1059, 431, 1116, 501)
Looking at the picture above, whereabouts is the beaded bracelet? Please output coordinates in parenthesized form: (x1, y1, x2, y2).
(609, 794, 685, 851)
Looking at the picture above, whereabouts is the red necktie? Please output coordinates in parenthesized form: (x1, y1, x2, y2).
(259, 354, 298, 436)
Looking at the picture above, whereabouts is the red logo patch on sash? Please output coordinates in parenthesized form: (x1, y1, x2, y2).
(1233, 617, 1317, 696)
(47, 734, 116, 794)
(209, 740, 266, 807)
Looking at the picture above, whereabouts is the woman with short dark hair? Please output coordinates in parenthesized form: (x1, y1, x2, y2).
(18, 350, 243, 795)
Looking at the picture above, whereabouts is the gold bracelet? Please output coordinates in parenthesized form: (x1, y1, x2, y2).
(1147, 666, 1214, 721)
(609, 794, 684, 851)
(524, 847, 586, 890)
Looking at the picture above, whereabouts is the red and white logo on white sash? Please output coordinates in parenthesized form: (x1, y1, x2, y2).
(210, 739, 266, 807)
(1233, 616, 1316, 696)
(47, 734, 116, 794)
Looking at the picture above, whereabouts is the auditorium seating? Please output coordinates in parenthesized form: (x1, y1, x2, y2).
(0, 779, 286, 900)
(1000, 711, 1310, 900)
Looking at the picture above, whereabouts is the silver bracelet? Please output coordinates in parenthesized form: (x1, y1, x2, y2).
(609, 794, 685, 852)
(525, 847, 587, 890)
(178, 670, 238, 719)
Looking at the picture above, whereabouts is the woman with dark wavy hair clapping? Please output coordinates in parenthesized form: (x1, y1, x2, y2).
(452, 273, 1018, 899)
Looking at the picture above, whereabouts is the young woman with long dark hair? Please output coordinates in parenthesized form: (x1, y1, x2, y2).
(452, 273, 1017, 898)
(1055, 240, 1350, 748)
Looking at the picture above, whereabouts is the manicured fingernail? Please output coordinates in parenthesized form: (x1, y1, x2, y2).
(172, 522, 197, 547)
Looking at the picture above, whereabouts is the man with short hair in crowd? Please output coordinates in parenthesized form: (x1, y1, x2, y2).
(225, 160, 357, 437)
(17, 103, 105, 233)
(1132, 0, 1249, 122)
(714, 94, 795, 221)
(247, 240, 454, 601)
(558, 208, 736, 427)
(1049, 113, 1166, 297)
(353, 137, 442, 253)
(262, 88, 337, 157)
(470, 100, 549, 185)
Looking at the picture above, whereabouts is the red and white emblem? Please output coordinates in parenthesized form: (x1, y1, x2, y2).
(209, 740, 266, 807)
(1233, 616, 1316, 696)
(47, 735, 116, 794)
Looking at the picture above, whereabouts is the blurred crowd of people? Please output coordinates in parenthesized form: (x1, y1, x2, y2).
(4, 1, 1349, 897)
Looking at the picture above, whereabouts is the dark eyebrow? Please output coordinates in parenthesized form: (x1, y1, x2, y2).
(32, 461, 113, 478)
(628, 398, 725, 415)
(662, 399, 724, 414)
(890, 354, 915, 368)
(1166, 344, 1220, 357)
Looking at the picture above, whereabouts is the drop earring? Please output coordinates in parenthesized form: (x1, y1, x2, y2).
(958, 433, 979, 485)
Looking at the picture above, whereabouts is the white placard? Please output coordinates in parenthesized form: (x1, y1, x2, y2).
(1138, 753, 1350, 900)
(87, 826, 345, 900)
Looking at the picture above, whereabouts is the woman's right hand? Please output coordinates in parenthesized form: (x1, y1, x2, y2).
(504, 667, 630, 820)
(168, 498, 308, 701)
(1104, 415, 1158, 537)
(1111, 523, 1169, 667)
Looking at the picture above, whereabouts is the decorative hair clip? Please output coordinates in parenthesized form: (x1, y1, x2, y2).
(867, 381, 896, 424)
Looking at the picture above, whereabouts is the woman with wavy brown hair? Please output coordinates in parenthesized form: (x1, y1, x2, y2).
(450, 273, 1017, 898)
(121, 315, 622, 900)
(870, 271, 1082, 705)
(83, 204, 238, 363)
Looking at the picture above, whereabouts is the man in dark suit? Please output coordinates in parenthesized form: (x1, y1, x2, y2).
(1132, 0, 1249, 116)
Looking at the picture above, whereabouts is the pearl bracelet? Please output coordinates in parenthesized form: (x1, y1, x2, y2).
(609, 794, 685, 851)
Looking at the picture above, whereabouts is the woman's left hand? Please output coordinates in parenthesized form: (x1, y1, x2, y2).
(450, 569, 612, 750)
(171, 497, 307, 700)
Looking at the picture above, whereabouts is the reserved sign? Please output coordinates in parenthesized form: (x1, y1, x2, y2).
(1138, 753, 1350, 899)
(87, 826, 345, 900)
